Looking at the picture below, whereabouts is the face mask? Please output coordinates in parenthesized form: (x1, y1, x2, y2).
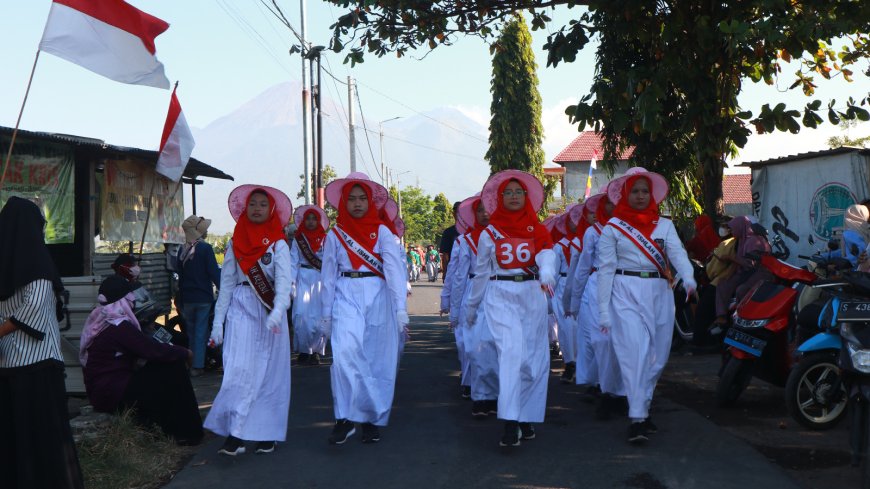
(129, 265, 141, 279)
(718, 227, 730, 238)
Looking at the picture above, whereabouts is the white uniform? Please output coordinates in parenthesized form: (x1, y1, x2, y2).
(597, 218, 695, 420)
(206, 240, 292, 442)
(289, 238, 325, 356)
(465, 227, 556, 422)
(320, 225, 407, 426)
(552, 238, 576, 366)
(451, 234, 498, 402)
(440, 238, 467, 383)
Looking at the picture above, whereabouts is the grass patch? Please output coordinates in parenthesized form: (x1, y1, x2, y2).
(77, 410, 196, 489)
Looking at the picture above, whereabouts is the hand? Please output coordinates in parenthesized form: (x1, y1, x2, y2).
(599, 322, 610, 335)
(396, 311, 410, 333)
(266, 312, 283, 335)
(539, 272, 556, 290)
(465, 308, 478, 327)
(685, 286, 699, 304)
(318, 317, 333, 337)
(401, 325, 411, 343)
(449, 319, 459, 329)
(208, 324, 223, 347)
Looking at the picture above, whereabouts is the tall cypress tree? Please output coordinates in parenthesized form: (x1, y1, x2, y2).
(486, 14, 553, 208)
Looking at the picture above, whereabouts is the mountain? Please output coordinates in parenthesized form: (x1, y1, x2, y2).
(190, 81, 491, 233)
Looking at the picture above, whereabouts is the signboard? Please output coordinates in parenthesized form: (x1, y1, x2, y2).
(751, 151, 869, 263)
(0, 141, 75, 244)
(101, 160, 184, 243)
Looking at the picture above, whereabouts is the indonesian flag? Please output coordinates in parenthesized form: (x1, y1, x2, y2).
(39, 0, 170, 89)
(584, 150, 599, 199)
(155, 87, 195, 182)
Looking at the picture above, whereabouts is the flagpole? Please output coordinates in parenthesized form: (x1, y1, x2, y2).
(1, 49, 41, 190)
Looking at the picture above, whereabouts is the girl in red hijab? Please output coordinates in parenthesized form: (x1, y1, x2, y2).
(319, 172, 408, 446)
(207, 185, 293, 457)
(290, 205, 329, 365)
(463, 170, 556, 448)
(596, 169, 696, 445)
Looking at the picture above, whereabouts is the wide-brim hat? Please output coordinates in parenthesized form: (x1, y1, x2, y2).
(457, 193, 481, 233)
(542, 215, 557, 232)
(325, 172, 389, 211)
(568, 202, 586, 228)
(480, 169, 545, 214)
(559, 203, 580, 233)
(228, 185, 293, 224)
(583, 193, 606, 215)
(607, 167, 668, 205)
(293, 204, 329, 230)
(383, 199, 399, 221)
(394, 217, 406, 237)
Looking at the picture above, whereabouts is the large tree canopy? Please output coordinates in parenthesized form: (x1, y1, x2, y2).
(319, 0, 870, 216)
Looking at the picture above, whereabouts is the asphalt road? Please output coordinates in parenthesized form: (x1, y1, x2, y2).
(165, 282, 803, 489)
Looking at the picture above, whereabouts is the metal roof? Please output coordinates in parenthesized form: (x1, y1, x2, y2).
(738, 146, 870, 168)
(0, 125, 234, 181)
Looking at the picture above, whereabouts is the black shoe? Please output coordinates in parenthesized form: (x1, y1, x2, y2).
(579, 385, 601, 403)
(641, 417, 658, 435)
(297, 353, 310, 365)
(255, 441, 276, 454)
(595, 396, 613, 421)
(308, 353, 321, 366)
(361, 423, 380, 444)
(471, 401, 488, 418)
(328, 419, 356, 445)
(218, 435, 245, 456)
(461, 385, 471, 399)
(614, 396, 629, 416)
(519, 423, 535, 440)
(486, 400, 499, 415)
(628, 422, 648, 444)
(499, 421, 521, 447)
(560, 363, 575, 384)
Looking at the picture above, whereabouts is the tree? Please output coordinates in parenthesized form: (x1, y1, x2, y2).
(827, 120, 870, 148)
(314, 0, 870, 217)
(432, 192, 453, 235)
(486, 14, 555, 210)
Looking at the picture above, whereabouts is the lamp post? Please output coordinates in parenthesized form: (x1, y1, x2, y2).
(379, 117, 402, 188)
(395, 170, 411, 218)
(304, 45, 325, 207)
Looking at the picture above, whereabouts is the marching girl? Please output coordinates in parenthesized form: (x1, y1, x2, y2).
(319, 172, 408, 445)
(290, 205, 329, 366)
(596, 168, 695, 444)
(464, 170, 556, 447)
(552, 207, 579, 384)
(450, 194, 499, 417)
(206, 185, 293, 456)
(438, 205, 470, 397)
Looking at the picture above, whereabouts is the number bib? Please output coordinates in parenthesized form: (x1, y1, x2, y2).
(496, 238, 536, 269)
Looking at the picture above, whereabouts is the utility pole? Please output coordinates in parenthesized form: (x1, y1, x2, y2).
(348, 76, 356, 173)
(299, 0, 312, 204)
(379, 123, 385, 187)
(315, 52, 324, 207)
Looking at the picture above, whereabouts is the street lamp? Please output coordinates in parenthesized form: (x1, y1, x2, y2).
(379, 117, 402, 188)
(394, 170, 411, 219)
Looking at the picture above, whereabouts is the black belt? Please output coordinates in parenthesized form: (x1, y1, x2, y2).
(301, 264, 317, 270)
(615, 269, 662, 279)
(559, 272, 567, 277)
(240, 281, 250, 286)
(341, 271, 380, 278)
(490, 274, 539, 282)
(468, 273, 476, 279)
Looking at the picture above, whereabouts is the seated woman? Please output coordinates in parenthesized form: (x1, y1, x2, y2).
(80, 275, 202, 445)
(713, 216, 771, 328)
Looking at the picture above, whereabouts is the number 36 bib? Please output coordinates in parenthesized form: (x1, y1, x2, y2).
(496, 237, 536, 269)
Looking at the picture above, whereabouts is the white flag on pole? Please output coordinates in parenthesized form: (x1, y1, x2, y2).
(155, 87, 195, 182)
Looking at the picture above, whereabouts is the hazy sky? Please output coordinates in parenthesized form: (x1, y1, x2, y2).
(1, 0, 867, 181)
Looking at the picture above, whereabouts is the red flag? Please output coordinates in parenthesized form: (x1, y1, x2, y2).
(39, 0, 170, 89)
(155, 87, 195, 182)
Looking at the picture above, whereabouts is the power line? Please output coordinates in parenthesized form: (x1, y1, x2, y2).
(354, 86, 384, 180)
(215, 0, 294, 76)
(354, 125, 486, 162)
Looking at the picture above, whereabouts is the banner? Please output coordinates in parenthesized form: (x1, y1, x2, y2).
(101, 159, 184, 243)
(0, 140, 75, 244)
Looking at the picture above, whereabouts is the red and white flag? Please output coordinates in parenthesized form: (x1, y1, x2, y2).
(39, 0, 170, 89)
(155, 87, 195, 182)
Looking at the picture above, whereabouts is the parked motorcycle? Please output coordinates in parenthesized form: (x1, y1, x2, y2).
(716, 253, 821, 406)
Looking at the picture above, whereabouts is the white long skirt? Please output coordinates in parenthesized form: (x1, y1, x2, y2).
(552, 274, 576, 364)
(574, 272, 597, 386)
(581, 273, 625, 395)
(292, 267, 325, 355)
(204, 286, 291, 442)
(466, 310, 499, 402)
(608, 275, 674, 420)
(484, 281, 549, 423)
(454, 326, 469, 386)
(330, 276, 399, 426)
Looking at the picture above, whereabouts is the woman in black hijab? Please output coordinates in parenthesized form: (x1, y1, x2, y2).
(0, 196, 84, 489)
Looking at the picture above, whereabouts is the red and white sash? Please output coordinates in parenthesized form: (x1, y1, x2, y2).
(295, 233, 323, 270)
(608, 219, 670, 280)
(569, 236, 583, 254)
(484, 225, 538, 274)
(557, 238, 572, 265)
(245, 262, 276, 311)
(463, 233, 479, 256)
(593, 223, 603, 235)
(333, 226, 385, 278)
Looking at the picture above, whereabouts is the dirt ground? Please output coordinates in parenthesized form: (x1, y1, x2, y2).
(658, 348, 860, 489)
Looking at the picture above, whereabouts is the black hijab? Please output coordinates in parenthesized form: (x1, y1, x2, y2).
(0, 196, 64, 301)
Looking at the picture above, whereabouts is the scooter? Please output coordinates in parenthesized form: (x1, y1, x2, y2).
(716, 253, 820, 406)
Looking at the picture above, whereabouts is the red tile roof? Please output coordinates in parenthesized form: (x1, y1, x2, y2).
(723, 174, 752, 204)
(553, 131, 634, 163)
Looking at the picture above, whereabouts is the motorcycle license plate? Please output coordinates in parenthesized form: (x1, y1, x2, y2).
(724, 328, 766, 357)
(838, 301, 870, 322)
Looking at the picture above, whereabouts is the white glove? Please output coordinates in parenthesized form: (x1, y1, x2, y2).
(440, 297, 449, 316)
(539, 270, 556, 289)
(209, 323, 224, 347)
(319, 317, 333, 337)
(599, 315, 611, 335)
(266, 310, 283, 334)
(465, 307, 477, 328)
(396, 311, 410, 333)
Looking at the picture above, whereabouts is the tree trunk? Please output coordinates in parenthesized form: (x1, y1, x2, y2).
(702, 158, 725, 218)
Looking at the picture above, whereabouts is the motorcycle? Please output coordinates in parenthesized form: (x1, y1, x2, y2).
(716, 253, 821, 406)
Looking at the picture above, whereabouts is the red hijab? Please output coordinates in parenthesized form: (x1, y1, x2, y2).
(378, 207, 400, 237)
(468, 198, 486, 245)
(336, 183, 384, 269)
(689, 215, 720, 260)
(487, 179, 553, 251)
(594, 195, 612, 232)
(612, 175, 659, 238)
(295, 209, 327, 253)
(232, 189, 287, 272)
(575, 206, 591, 240)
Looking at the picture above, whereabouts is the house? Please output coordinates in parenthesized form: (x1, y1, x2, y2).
(552, 131, 633, 202)
(723, 173, 752, 217)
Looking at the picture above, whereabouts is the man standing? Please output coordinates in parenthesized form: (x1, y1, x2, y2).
(438, 202, 462, 282)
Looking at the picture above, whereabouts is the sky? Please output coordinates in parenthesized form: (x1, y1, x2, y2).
(1, 0, 868, 194)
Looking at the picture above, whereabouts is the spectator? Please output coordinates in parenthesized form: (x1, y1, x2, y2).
(0, 196, 84, 488)
(713, 216, 771, 329)
(439, 202, 462, 281)
(407, 245, 421, 282)
(80, 275, 202, 445)
(686, 215, 720, 261)
(425, 244, 441, 282)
